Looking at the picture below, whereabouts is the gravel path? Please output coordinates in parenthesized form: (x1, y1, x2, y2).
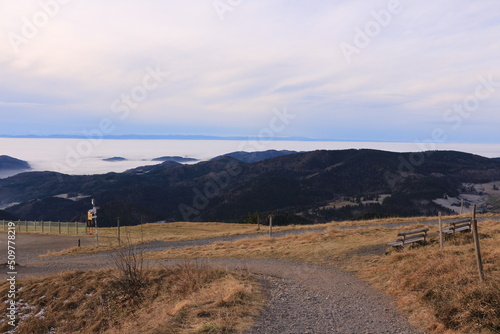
(1, 222, 453, 333)
(249, 276, 416, 334)
(172, 258, 425, 334)
(12, 254, 425, 332)
(5, 217, 499, 332)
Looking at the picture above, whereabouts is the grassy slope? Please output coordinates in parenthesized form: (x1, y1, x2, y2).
(44, 221, 317, 256)
(0, 264, 263, 334)
(14, 215, 500, 333)
(43, 214, 498, 257)
(145, 219, 500, 334)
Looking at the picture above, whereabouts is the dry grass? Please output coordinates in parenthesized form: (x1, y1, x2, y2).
(42, 221, 320, 257)
(41, 214, 500, 257)
(364, 222, 500, 334)
(330, 212, 500, 228)
(145, 219, 500, 334)
(0, 263, 263, 334)
(144, 227, 393, 265)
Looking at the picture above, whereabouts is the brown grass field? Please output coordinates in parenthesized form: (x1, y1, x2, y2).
(0, 263, 263, 334)
(144, 219, 500, 334)
(43, 221, 318, 257)
(43, 213, 499, 257)
(9, 214, 500, 333)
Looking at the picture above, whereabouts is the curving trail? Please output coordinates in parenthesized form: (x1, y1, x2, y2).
(4, 231, 429, 333)
(4, 217, 499, 333)
(181, 258, 424, 334)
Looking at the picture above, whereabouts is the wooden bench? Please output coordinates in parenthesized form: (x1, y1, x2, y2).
(442, 218, 471, 235)
(387, 228, 429, 247)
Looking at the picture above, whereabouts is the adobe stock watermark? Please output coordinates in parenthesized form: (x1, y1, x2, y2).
(237, 107, 297, 153)
(384, 74, 500, 189)
(52, 66, 170, 174)
(442, 74, 500, 130)
(213, 0, 244, 21)
(111, 66, 170, 120)
(339, 0, 403, 64)
(8, 0, 72, 54)
(178, 107, 296, 221)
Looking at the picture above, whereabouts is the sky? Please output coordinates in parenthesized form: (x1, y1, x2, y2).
(0, 0, 499, 143)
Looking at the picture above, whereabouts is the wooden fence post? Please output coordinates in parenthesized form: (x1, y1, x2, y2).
(438, 212, 444, 249)
(76, 221, 79, 235)
(471, 205, 485, 282)
(67, 222, 70, 234)
(117, 217, 121, 246)
(58, 221, 61, 234)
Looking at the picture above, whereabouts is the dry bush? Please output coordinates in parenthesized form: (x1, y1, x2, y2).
(110, 242, 146, 300)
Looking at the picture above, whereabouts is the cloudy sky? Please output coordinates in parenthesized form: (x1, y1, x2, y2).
(1, 0, 499, 143)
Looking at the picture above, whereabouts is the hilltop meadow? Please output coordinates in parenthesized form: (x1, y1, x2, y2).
(1, 214, 499, 333)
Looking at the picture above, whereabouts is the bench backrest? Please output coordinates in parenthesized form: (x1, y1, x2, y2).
(397, 228, 429, 237)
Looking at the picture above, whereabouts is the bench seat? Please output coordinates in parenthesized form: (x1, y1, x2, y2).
(387, 228, 429, 247)
(442, 220, 471, 235)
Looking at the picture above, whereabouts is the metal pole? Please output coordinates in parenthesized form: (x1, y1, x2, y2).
(95, 217, 98, 244)
(471, 205, 485, 282)
(269, 215, 273, 238)
(92, 199, 99, 246)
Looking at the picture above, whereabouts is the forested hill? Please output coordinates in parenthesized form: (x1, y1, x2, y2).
(1, 149, 500, 226)
(0, 155, 31, 171)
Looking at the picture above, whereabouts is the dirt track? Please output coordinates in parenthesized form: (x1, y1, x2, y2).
(1, 231, 425, 333)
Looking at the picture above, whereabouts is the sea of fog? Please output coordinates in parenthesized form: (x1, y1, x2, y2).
(0, 138, 498, 178)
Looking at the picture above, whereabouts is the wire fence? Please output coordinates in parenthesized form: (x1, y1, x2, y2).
(1, 220, 88, 235)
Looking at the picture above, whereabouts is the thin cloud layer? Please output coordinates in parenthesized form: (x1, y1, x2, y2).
(0, 0, 499, 142)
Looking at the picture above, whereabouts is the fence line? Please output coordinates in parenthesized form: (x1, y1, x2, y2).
(0, 220, 88, 235)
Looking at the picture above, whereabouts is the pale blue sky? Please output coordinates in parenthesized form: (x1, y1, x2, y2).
(0, 0, 499, 143)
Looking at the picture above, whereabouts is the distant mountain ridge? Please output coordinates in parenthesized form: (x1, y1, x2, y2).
(0, 155, 31, 170)
(152, 156, 198, 163)
(103, 157, 127, 162)
(0, 134, 323, 141)
(1, 149, 500, 226)
(212, 150, 299, 163)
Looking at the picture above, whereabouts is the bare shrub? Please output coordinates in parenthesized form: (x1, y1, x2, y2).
(109, 233, 146, 300)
